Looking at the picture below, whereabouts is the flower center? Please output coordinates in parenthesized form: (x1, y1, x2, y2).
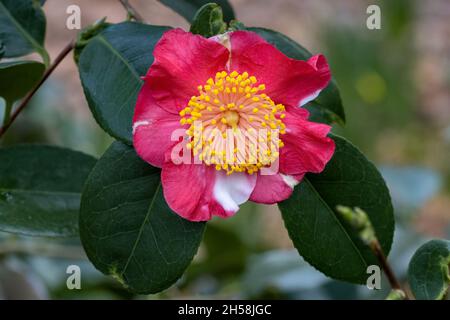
(222, 110, 240, 127)
(179, 71, 286, 175)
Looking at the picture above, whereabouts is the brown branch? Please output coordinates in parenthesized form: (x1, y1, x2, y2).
(337, 206, 411, 299)
(118, 0, 144, 22)
(0, 40, 76, 139)
(370, 240, 401, 290)
(370, 240, 412, 300)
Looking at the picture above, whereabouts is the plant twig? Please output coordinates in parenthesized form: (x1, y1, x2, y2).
(386, 289, 407, 300)
(0, 40, 76, 139)
(371, 240, 413, 299)
(118, 0, 144, 22)
(337, 205, 411, 299)
(370, 240, 402, 290)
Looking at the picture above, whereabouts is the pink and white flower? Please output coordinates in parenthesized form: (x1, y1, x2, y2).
(133, 29, 335, 221)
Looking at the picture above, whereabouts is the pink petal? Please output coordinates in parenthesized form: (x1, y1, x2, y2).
(280, 105, 335, 175)
(144, 28, 229, 114)
(229, 31, 331, 107)
(133, 84, 186, 168)
(161, 162, 256, 222)
(250, 173, 305, 204)
(161, 162, 208, 221)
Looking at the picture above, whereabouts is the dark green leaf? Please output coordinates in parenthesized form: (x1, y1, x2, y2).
(78, 22, 171, 144)
(315, 79, 345, 125)
(278, 135, 394, 284)
(159, 0, 235, 23)
(0, 145, 97, 237)
(247, 27, 311, 60)
(0, 61, 44, 105)
(190, 3, 227, 37)
(0, 0, 49, 65)
(79, 141, 205, 294)
(248, 27, 346, 124)
(408, 239, 450, 300)
(0, 41, 4, 59)
(228, 20, 245, 31)
(304, 101, 335, 125)
(74, 17, 110, 64)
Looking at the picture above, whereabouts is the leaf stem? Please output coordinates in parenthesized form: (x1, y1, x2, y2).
(39, 48, 51, 68)
(0, 39, 76, 139)
(118, 0, 144, 22)
(2, 100, 12, 126)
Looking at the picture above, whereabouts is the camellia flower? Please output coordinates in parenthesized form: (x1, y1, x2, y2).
(133, 29, 335, 221)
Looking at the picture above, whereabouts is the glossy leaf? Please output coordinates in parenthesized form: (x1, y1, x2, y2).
(248, 27, 345, 124)
(304, 101, 335, 125)
(0, 61, 45, 105)
(158, 0, 235, 23)
(78, 22, 170, 144)
(73, 17, 110, 64)
(0, 41, 4, 59)
(278, 135, 394, 284)
(79, 141, 205, 294)
(190, 3, 227, 37)
(0, 145, 96, 237)
(408, 239, 450, 300)
(0, 0, 49, 65)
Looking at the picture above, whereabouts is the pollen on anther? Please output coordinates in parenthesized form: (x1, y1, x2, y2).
(179, 70, 287, 175)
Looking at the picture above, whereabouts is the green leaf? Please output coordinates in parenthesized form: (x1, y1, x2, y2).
(0, 61, 45, 104)
(0, 145, 97, 237)
(247, 27, 311, 60)
(0, 0, 49, 65)
(159, 0, 235, 23)
(74, 17, 110, 64)
(247, 27, 346, 124)
(303, 101, 335, 125)
(79, 141, 205, 294)
(0, 41, 4, 59)
(315, 79, 345, 125)
(190, 3, 227, 37)
(78, 22, 171, 144)
(278, 135, 394, 284)
(408, 239, 450, 300)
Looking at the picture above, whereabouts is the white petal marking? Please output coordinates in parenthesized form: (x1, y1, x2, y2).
(132, 120, 150, 134)
(213, 171, 256, 212)
(210, 32, 231, 70)
(299, 89, 322, 107)
(280, 174, 300, 189)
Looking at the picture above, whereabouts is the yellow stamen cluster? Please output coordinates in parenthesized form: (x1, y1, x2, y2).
(179, 71, 286, 175)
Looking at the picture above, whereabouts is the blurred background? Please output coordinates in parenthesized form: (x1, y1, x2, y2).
(0, 0, 449, 299)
